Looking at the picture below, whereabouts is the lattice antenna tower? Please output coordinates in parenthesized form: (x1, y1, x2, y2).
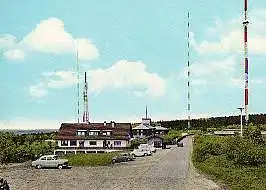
(83, 72, 89, 123)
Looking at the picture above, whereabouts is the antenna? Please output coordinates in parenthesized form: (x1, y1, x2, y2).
(187, 11, 191, 129)
(243, 0, 249, 125)
(145, 105, 148, 119)
(83, 72, 89, 123)
(76, 49, 80, 123)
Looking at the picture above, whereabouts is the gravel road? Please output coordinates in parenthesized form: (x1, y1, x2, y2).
(0, 137, 221, 190)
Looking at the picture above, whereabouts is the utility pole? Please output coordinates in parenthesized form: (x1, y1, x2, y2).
(237, 107, 244, 136)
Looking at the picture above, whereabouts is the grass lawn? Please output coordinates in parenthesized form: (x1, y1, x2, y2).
(194, 155, 266, 190)
(62, 152, 122, 166)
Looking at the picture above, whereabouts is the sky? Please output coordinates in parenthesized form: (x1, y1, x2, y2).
(1, 0, 266, 129)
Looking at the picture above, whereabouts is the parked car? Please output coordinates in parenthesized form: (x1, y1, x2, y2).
(121, 153, 135, 161)
(112, 153, 131, 163)
(138, 144, 156, 153)
(0, 178, 9, 190)
(31, 155, 69, 169)
(130, 149, 152, 157)
(148, 145, 156, 153)
(177, 142, 184, 147)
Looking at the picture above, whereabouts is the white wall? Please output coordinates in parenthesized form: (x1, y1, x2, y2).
(109, 140, 129, 148)
(84, 140, 103, 147)
(58, 139, 129, 148)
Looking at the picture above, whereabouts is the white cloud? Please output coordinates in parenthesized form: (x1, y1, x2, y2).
(87, 60, 166, 96)
(181, 56, 238, 87)
(29, 83, 48, 97)
(3, 49, 26, 61)
(0, 34, 17, 49)
(193, 9, 266, 55)
(21, 17, 99, 60)
(44, 71, 77, 89)
(191, 56, 236, 78)
(1, 17, 99, 61)
(29, 60, 166, 98)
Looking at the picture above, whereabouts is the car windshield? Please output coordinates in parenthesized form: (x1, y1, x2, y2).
(53, 156, 58, 160)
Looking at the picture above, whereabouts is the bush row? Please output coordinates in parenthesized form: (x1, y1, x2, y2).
(193, 125, 266, 166)
(0, 132, 57, 164)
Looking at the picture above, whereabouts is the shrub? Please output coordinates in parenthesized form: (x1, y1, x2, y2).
(130, 139, 147, 149)
(193, 136, 226, 162)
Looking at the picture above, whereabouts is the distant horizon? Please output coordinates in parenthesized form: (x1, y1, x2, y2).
(0, 112, 265, 130)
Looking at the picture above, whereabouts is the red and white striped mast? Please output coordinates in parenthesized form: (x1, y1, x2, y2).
(243, 0, 249, 125)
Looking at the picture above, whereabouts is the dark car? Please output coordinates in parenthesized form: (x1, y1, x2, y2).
(177, 142, 184, 147)
(0, 178, 10, 190)
(112, 153, 134, 163)
(122, 153, 135, 161)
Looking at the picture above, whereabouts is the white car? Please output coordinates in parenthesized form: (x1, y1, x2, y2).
(138, 144, 156, 153)
(131, 149, 152, 157)
(31, 155, 69, 169)
(148, 145, 156, 153)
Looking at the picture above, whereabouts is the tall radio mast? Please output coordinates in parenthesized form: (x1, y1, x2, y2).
(76, 49, 80, 123)
(243, 0, 249, 125)
(187, 11, 191, 129)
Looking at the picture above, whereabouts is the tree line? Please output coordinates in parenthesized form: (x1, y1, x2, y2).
(0, 132, 57, 164)
(159, 113, 266, 130)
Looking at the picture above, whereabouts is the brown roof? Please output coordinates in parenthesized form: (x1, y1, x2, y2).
(56, 122, 132, 140)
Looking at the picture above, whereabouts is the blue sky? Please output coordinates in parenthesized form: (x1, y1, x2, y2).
(1, 0, 266, 129)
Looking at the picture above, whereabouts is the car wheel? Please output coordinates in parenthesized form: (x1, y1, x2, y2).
(58, 165, 63, 169)
(36, 165, 42, 169)
(112, 159, 116, 163)
(144, 153, 147, 156)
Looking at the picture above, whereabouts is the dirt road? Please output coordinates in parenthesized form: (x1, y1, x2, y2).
(0, 137, 220, 190)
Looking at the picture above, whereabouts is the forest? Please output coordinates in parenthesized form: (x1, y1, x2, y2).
(159, 113, 266, 130)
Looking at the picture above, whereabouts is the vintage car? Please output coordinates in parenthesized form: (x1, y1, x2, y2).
(112, 153, 132, 163)
(138, 144, 157, 153)
(177, 142, 184, 147)
(31, 155, 69, 169)
(130, 149, 152, 157)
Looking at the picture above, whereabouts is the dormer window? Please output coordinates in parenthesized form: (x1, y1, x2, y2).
(89, 130, 100, 136)
(77, 130, 87, 136)
(102, 130, 112, 136)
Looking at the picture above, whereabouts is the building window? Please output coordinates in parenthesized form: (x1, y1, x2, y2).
(70, 140, 77, 146)
(89, 141, 97, 146)
(106, 132, 111, 136)
(114, 141, 121, 146)
(77, 131, 86, 136)
(89, 131, 99, 136)
(61, 140, 68, 146)
(79, 141, 84, 148)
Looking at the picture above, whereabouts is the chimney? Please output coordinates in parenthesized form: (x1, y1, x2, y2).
(111, 121, 115, 128)
(104, 121, 107, 127)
